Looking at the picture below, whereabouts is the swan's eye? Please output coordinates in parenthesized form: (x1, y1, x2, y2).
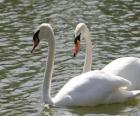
(74, 33, 81, 44)
(31, 30, 40, 53)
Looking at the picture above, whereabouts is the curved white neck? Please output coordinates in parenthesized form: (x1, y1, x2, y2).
(83, 30, 93, 73)
(43, 32, 55, 105)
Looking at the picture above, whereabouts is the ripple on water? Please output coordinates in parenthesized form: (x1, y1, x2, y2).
(0, 0, 140, 115)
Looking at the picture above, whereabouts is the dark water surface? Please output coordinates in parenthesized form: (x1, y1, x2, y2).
(0, 0, 140, 115)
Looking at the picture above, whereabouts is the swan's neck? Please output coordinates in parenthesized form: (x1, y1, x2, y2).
(43, 32, 55, 105)
(83, 31, 93, 73)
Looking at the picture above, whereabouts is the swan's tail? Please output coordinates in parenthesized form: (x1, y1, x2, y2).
(130, 90, 140, 97)
(105, 89, 140, 104)
(116, 89, 140, 100)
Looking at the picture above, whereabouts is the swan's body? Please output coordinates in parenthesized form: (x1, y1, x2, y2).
(73, 23, 140, 90)
(53, 70, 140, 106)
(102, 57, 140, 90)
(31, 23, 140, 107)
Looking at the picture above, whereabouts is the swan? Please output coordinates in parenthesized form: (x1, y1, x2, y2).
(31, 23, 140, 106)
(73, 23, 140, 90)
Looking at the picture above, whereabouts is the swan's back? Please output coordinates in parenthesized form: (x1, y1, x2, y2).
(102, 57, 140, 90)
(53, 70, 135, 106)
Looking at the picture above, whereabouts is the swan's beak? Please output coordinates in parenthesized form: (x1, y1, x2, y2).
(31, 30, 40, 53)
(31, 40, 39, 53)
(73, 40, 80, 57)
(73, 34, 81, 57)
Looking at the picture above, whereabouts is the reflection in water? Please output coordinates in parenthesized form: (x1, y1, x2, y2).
(69, 99, 140, 115)
(43, 99, 140, 116)
(0, 0, 140, 115)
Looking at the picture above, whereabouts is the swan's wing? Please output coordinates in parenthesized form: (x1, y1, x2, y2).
(53, 70, 131, 106)
(100, 71, 132, 90)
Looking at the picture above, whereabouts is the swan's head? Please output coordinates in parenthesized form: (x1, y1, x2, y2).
(73, 23, 88, 57)
(31, 23, 53, 53)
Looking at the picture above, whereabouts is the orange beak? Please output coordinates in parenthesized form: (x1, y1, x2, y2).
(31, 40, 38, 53)
(73, 40, 80, 57)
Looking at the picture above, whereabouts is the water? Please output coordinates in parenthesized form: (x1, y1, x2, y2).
(0, 0, 140, 115)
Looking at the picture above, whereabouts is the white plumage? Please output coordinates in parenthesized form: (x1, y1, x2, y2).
(74, 23, 140, 90)
(102, 57, 140, 90)
(53, 70, 140, 106)
(32, 23, 140, 107)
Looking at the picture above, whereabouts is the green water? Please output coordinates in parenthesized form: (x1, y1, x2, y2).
(0, 0, 140, 115)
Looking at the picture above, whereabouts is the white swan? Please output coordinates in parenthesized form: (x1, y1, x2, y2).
(73, 23, 140, 90)
(31, 23, 140, 107)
